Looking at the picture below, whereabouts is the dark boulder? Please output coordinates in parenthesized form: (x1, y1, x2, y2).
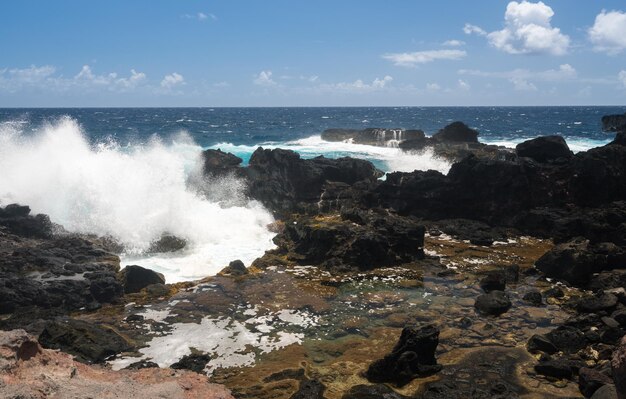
(0, 204, 53, 239)
(479, 271, 506, 293)
(601, 113, 626, 132)
(579, 367, 614, 398)
(611, 131, 626, 146)
(535, 358, 577, 380)
(365, 324, 441, 386)
(269, 211, 424, 271)
(38, 318, 132, 363)
(431, 121, 479, 143)
(474, 291, 511, 316)
(546, 326, 588, 354)
(527, 334, 557, 354)
(516, 135, 573, 163)
(170, 352, 211, 374)
(591, 384, 618, 399)
(290, 379, 326, 399)
(577, 293, 619, 314)
(219, 260, 248, 276)
(245, 147, 382, 214)
(85, 271, 123, 303)
(118, 265, 165, 294)
(201, 148, 243, 177)
(125, 360, 159, 370)
(535, 239, 609, 286)
(147, 235, 186, 253)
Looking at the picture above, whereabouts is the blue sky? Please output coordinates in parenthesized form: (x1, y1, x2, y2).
(1, 0, 625, 106)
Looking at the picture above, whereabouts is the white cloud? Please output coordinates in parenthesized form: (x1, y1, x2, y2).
(317, 76, 393, 92)
(443, 40, 465, 47)
(588, 10, 626, 55)
(510, 77, 538, 91)
(382, 49, 466, 67)
(183, 12, 216, 21)
(426, 83, 441, 91)
(468, 1, 569, 55)
(160, 72, 185, 89)
(458, 79, 470, 90)
(464, 23, 487, 36)
(459, 63, 576, 82)
(619, 70, 626, 88)
(254, 70, 276, 86)
(7, 65, 56, 83)
(213, 81, 230, 88)
(74, 65, 146, 89)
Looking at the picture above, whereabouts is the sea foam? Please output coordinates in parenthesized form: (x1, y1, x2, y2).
(0, 117, 276, 282)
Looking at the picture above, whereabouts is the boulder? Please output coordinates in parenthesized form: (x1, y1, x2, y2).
(170, 353, 211, 374)
(119, 265, 165, 294)
(516, 136, 573, 163)
(0, 204, 53, 239)
(474, 291, 512, 316)
(479, 271, 506, 293)
(38, 318, 132, 363)
(147, 235, 186, 253)
(431, 121, 479, 143)
(579, 367, 614, 398)
(201, 148, 243, 176)
(577, 293, 619, 314)
(269, 211, 424, 271)
(219, 260, 248, 276)
(365, 324, 441, 386)
(591, 385, 618, 399)
(602, 113, 626, 132)
(546, 326, 588, 354)
(535, 239, 605, 286)
(527, 334, 557, 354)
(535, 358, 576, 380)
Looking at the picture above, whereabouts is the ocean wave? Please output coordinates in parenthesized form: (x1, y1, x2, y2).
(482, 137, 612, 153)
(0, 117, 276, 282)
(209, 135, 452, 174)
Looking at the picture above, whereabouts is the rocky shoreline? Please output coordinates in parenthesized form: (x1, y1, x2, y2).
(1, 118, 626, 398)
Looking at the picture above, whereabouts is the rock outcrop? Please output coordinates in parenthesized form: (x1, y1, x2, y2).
(365, 324, 441, 386)
(602, 113, 626, 132)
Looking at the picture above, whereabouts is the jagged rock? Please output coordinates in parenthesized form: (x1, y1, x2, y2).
(125, 360, 159, 369)
(170, 353, 211, 374)
(432, 121, 479, 143)
(474, 291, 511, 316)
(365, 324, 441, 387)
(38, 318, 132, 363)
(602, 113, 626, 132)
(516, 135, 573, 163)
(0, 203, 53, 239)
(201, 148, 243, 176)
(267, 211, 424, 271)
(119, 265, 165, 294)
(289, 379, 326, 399)
(244, 147, 382, 215)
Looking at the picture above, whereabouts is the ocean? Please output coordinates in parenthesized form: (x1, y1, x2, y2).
(0, 106, 623, 282)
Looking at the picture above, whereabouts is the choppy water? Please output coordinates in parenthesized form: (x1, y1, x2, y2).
(0, 107, 622, 281)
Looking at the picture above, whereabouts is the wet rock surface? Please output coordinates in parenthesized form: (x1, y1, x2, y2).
(119, 265, 166, 294)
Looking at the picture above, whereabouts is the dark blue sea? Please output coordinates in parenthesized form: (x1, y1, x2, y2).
(0, 106, 623, 281)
